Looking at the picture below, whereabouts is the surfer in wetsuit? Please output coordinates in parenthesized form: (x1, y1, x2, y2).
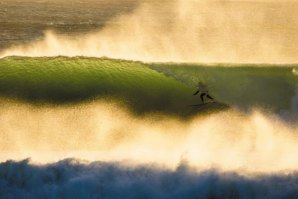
(193, 82, 214, 103)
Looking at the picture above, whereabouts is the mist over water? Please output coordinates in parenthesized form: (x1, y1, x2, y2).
(0, 100, 297, 173)
(1, 0, 298, 63)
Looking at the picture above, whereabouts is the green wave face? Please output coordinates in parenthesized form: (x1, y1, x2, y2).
(150, 63, 298, 112)
(0, 57, 197, 116)
(0, 57, 296, 115)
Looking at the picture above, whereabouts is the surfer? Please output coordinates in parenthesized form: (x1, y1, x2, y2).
(193, 82, 214, 103)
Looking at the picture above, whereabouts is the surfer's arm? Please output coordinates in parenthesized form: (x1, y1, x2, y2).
(193, 90, 200, 95)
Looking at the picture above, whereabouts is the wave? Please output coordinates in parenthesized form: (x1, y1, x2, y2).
(0, 56, 201, 116)
(149, 63, 298, 114)
(1, 159, 298, 199)
(0, 56, 297, 116)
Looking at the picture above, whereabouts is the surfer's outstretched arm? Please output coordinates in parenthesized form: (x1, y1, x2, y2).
(193, 90, 200, 95)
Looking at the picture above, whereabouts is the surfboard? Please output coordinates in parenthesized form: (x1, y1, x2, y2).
(189, 101, 229, 113)
(189, 101, 219, 107)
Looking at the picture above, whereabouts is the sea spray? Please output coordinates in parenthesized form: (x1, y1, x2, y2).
(1, 0, 298, 63)
(0, 100, 297, 173)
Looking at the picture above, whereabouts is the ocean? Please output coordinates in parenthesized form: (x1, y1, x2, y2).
(1, 1, 298, 198)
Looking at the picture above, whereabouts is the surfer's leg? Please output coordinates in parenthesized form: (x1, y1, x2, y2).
(200, 93, 206, 103)
(206, 94, 214, 100)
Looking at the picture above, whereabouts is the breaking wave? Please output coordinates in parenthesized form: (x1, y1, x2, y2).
(0, 56, 296, 115)
(1, 159, 298, 199)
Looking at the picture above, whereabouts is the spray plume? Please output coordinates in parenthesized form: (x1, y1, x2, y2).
(1, 0, 298, 63)
(0, 100, 297, 174)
